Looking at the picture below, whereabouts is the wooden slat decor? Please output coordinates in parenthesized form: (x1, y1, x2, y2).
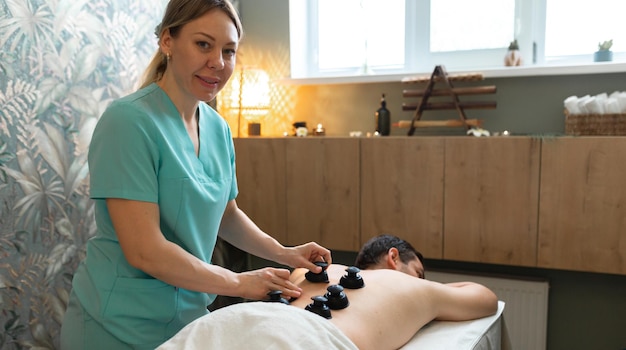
(398, 65, 496, 135)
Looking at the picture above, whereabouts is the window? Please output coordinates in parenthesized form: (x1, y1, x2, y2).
(544, 0, 626, 62)
(317, 0, 405, 73)
(289, 0, 626, 79)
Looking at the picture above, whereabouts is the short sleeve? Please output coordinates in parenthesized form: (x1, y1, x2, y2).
(88, 101, 160, 203)
(227, 124, 238, 201)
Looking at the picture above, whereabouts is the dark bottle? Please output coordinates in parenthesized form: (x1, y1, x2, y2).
(376, 94, 391, 136)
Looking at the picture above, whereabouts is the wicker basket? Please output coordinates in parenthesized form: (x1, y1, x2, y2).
(564, 110, 626, 136)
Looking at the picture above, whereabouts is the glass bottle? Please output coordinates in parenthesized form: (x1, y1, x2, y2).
(376, 94, 391, 136)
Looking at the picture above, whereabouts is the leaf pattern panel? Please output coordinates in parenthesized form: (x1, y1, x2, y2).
(0, 0, 169, 348)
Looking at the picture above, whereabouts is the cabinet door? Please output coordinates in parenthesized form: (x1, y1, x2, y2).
(285, 138, 360, 251)
(538, 137, 626, 275)
(233, 138, 287, 243)
(360, 137, 444, 259)
(443, 137, 540, 266)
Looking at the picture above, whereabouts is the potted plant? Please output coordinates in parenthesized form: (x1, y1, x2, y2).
(594, 40, 613, 62)
(504, 39, 522, 66)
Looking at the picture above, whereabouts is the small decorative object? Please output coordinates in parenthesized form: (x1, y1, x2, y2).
(375, 93, 391, 136)
(296, 127, 308, 137)
(293, 121, 307, 136)
(594, 40, 613, 62)
(504, 39, 522, 66)
(313, 123, 326, 136)
(467, 127, 490, 137)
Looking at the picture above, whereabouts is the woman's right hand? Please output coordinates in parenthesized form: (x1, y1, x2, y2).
(236, 267, 303, 300)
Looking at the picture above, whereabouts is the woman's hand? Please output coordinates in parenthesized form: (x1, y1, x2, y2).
(236, 267, 303, 300)
(279, 242, 332, 273)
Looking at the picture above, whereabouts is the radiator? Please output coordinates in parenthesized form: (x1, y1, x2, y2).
(427, 270, 549, 350)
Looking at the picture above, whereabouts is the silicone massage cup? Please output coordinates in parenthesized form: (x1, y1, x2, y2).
(305, 261, 329, 283)
(339, 266, 365, 289)
(305, 295, 332, 319)
(325, 284, 349, 310)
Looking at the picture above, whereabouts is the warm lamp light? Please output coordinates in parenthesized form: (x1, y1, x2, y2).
(229, 67, 271, 136)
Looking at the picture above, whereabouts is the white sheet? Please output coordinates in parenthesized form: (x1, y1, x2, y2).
(402, 301, 507, 350)
(158, 301, 507, 350)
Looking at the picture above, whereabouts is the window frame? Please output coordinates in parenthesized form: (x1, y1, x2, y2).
(288, 0, 626, 83)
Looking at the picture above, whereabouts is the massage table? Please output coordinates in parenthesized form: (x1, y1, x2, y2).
(157, 300, 508, 349)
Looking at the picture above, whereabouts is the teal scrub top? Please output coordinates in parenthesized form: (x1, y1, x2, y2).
(72, 83, 238, 347)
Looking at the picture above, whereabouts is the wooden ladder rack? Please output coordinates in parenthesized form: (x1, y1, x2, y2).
(398, 65, 497, 136)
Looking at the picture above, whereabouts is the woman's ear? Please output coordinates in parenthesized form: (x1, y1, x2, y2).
(159, 28, 172, 55)
(385, 247, 400, 270)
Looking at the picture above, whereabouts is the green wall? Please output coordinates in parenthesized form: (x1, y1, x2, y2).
(240, 1, 626, 349)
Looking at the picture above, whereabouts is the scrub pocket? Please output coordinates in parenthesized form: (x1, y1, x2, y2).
(102, 276, 177, 346)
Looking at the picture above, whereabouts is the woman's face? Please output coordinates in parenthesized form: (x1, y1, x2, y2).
(161, 9, 239, 102)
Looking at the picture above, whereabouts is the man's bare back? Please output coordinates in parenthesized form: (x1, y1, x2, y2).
(289, 264, 498, 350)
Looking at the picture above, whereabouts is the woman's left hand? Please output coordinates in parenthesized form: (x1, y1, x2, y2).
(281, 242, 332, 272)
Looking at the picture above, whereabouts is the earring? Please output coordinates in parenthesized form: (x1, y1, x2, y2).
(166, 52, 171, 61)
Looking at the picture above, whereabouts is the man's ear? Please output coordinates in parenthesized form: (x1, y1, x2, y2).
(385, 247, 400, 270)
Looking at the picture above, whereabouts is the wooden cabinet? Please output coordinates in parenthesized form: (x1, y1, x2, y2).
(235, 137, 626, 276)
(285, 138, 360, 251)
(360, 138, 445, 259)
(443, 137, 541, 267)
(233, 138, 287, 243)
(538, 137, 626, 275)
(234, 138, 360, 251)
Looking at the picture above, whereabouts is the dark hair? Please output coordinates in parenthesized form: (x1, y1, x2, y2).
(354, 234, 424, 270)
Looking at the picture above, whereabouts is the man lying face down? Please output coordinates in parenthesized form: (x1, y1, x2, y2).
(158, 234, 498, 350)
(287, 234, 498, 350)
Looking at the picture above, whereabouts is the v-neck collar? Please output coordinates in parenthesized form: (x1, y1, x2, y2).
(153, 83, 202, 159)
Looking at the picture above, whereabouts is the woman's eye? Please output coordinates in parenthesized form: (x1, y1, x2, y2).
(224, 49, 237, 57)
(197, 41, 211, 50)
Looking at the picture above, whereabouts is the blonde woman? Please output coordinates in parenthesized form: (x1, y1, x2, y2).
(60, 1, 331, 348)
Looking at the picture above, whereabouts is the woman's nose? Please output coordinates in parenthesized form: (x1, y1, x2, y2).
(207, 51, 225, 70)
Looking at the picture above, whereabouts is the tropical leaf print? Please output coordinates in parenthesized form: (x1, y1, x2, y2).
(0, 80, 38, 138)
(0, 0, 56, 70)
(0, 0, 169, 348)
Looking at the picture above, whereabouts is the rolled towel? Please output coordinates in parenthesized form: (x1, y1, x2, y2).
(605, 98, 621, 114)
(617, 92, 626, 113)
(595, 92, 608, 101)
(564, 95, 581, 114)
(577, 95, 591, 114)
(583, 97, 604, 114)
(595, 93, 608, 114)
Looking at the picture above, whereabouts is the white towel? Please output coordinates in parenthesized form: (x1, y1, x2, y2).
(605, 98, 621, 114)
(583, 97, 604, 114)
(576, 95, 591, 114)
(156, 302, 358, 350)
(617, 92, 626, 113)
(564, 95, 581, 114)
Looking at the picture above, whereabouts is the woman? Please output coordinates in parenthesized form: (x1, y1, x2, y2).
(60, 1, 331, 349)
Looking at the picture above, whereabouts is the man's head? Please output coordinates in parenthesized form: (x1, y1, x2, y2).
(354, 234, 425, 279)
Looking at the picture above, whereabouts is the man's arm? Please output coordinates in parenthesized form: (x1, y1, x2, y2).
(431, 281, 498, 321)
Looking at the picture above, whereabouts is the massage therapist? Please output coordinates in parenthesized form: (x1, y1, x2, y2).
(60, 1, 331, 348)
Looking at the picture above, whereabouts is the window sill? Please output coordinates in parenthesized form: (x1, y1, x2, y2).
(280, 61, 626, 86)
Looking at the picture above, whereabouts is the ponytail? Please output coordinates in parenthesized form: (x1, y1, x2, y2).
(138, 51, 167, 90)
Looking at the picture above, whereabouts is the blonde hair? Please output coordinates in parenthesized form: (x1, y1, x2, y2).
(138, 0, 243, 89)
